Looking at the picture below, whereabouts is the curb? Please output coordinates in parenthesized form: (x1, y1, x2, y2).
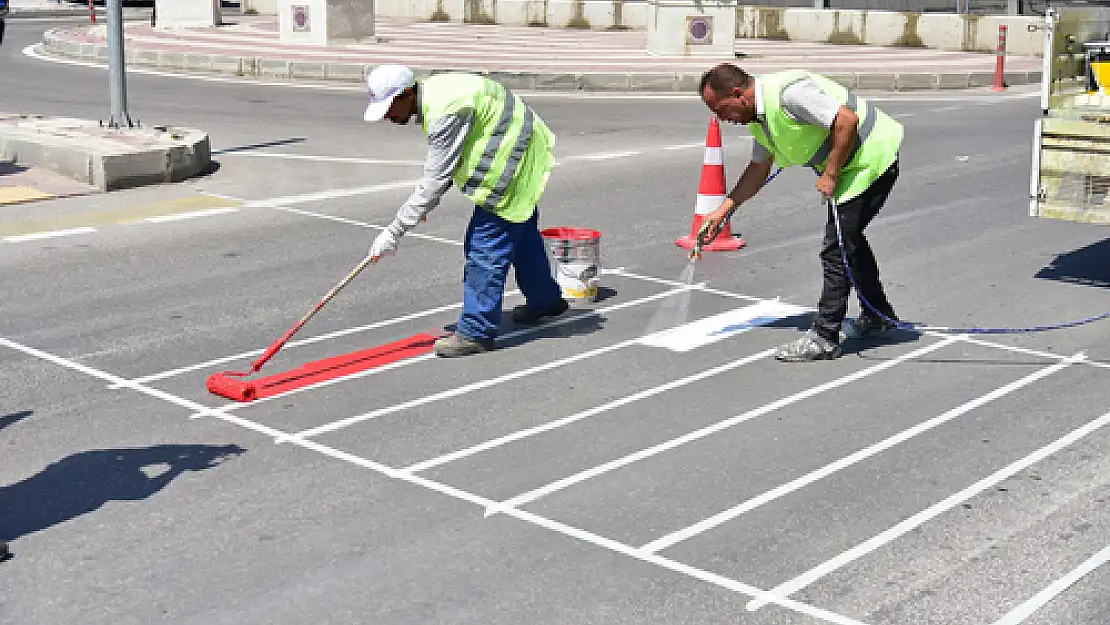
(0, 113, 211, 192)
(39, 29, 1043, 93)
(8, 8, 94, 18)
(7, 7, 149, 19)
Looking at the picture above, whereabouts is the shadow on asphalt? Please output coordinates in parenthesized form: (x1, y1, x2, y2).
(1035, 237, 1110, 290)
(212, 137, 307, 156)
(0, 443, 246, 545)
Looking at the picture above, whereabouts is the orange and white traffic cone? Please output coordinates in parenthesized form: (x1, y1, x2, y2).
(675, 115, 746, 252)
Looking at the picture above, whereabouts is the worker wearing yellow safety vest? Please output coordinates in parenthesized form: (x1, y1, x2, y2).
(697, 63, 904, 362)
(364, 65, 569, 358)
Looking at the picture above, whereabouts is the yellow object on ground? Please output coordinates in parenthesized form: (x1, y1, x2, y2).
(0, 187, 55, 206)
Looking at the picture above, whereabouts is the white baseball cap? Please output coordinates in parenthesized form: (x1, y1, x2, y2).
(364, 64, 416, 122)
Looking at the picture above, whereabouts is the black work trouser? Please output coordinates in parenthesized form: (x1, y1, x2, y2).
(812, 160, 899, 343)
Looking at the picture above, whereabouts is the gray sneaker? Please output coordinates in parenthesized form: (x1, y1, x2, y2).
(774, 330, 841, 362)
(843, 314, 898, 340)
(434, 334, 494, 358)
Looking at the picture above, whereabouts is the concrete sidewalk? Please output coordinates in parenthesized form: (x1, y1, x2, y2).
(37, 14, 1045, 92)
(5, 0, 151, 20)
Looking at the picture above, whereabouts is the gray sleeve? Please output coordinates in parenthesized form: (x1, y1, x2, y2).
(780, 78, 841, 129)
(388, 112, 473, 236)
(750, 139, 772, 164)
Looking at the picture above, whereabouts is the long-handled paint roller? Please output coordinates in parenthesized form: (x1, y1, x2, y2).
(206, 253, 377, 401)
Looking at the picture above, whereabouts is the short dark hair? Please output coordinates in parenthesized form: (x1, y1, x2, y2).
(698, 63, 752, 98)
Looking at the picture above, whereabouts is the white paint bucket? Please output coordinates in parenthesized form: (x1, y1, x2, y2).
(541, 226, 601, 302)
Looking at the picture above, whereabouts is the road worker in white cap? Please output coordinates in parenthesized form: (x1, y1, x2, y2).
(364, 65, 568, 358)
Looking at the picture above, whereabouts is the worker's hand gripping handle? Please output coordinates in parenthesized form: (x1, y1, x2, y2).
(690, 203, 739, 260)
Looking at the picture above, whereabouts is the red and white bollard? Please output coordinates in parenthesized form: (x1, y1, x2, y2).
(88, 0, 96, 24)
(992, 24, 1008, 92)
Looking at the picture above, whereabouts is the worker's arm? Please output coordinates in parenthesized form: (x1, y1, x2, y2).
(369, 112, 472, 260)
(779, 79, 857, 198)
(701, 157, 774, 242)
(385, 111, 472, 237)
(817, 106, 859, 197)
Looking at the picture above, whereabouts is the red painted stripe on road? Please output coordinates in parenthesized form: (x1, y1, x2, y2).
(248, 333, 441, 400)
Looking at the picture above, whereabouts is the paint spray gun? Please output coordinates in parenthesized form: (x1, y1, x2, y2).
(689, 204, 740, 261)
(688, 167, 783, 260)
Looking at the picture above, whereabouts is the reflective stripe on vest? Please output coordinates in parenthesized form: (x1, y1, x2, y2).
(459, 86, 535, 210)
(803, 93, 879, 170)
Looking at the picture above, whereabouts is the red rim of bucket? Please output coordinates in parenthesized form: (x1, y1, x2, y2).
(541, 227, 601, 241)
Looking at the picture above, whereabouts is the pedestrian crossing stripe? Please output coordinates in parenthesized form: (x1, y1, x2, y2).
(639, 300, 809, 352)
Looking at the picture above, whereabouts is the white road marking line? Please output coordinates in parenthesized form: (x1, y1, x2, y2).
(267, 429, 876, 625)
(3, 226, 97, 243)
(278, 427, 873, 625)
(749, 354, 1100, 612)
(219, 144, 698, 168)
(285, 283, 699, 438)
(120, 296, 515, 385)
(0, 335, 870, 625)
(639, 300, 808, 352)
(611, 271, 1109, 374)
(243, 180, 422, 207)
(141, 207, 240, 223)
(200, 278, 697, 414)
(647, 353, 1082, 556)
(137, 268, 631, 386)
(573, 151, 643, 161)
(609, 268, 763, 302)
(991, 543, 1110, 625)
(957, 336, 1110, 371)
(0, 336, 244, 424)
(486, 336, 959, 516)
(892, 112, 916, 118)
(221, 153, 426, 165)
(401, 347, 778, 474)
(269, 205, 464, 247)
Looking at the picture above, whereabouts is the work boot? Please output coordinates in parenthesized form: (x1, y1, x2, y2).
(843, 313, 899, 340)
(774, 329, 841, 362)
(512, 298, 569, 325)
(434, 334, 494, 358)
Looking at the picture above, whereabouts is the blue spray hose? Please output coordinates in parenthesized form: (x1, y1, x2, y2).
(704, 166, 1110, 334)
(827, 193, 1110, 334)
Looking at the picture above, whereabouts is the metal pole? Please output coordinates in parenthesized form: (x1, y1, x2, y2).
(106, 0, 132, 128)
(1040, 8, 1056, 116)
(992, 24, 1008, 91)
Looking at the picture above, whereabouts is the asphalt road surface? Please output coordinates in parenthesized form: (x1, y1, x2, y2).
(3, 17, 1110, 625)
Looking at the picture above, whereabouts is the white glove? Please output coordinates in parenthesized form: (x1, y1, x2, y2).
(369, 228, 399, 261)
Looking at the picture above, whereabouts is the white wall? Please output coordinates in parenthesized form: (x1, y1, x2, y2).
(246, 1, 1051, 56)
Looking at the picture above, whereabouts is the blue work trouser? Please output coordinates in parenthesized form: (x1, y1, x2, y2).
(456, 206, 562, 342)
